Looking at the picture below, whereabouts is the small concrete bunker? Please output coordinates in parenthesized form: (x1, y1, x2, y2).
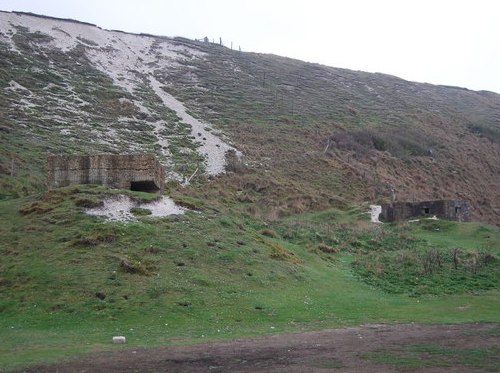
(47, 154, 165, 192)
(380, 200, 471, 222)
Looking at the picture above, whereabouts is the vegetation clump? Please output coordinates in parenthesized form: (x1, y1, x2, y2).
(73, 196, 103, 208)
(352, 247, 498, 296)
(329, 128, 434, 158)
(119, 256, 153, 276)
(130, 207, 152, 216)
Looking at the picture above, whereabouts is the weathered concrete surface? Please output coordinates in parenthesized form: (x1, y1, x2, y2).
(381, 200, 471, 222)
(47, 154, 165, 191)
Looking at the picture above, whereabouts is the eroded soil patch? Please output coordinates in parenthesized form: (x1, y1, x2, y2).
(21, 323, 499, 372)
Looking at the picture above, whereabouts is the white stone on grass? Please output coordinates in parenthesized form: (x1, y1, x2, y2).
(112, 336, 126, 344)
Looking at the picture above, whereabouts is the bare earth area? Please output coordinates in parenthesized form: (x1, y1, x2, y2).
(22, 323, 499, 372)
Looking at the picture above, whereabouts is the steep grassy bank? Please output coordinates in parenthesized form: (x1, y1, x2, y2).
(1, 186, 499, 370)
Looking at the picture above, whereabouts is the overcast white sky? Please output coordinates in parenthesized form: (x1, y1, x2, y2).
(1, 0, 499, 93)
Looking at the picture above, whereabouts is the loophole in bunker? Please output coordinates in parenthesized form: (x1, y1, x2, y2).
(130, 180, 159, 193)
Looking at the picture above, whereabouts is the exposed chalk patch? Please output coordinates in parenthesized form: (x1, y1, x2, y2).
(85, 195, 186, 222)
(369, 205, 382, 223)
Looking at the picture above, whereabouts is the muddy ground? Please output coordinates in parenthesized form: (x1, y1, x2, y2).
(22, 323, 499, 372)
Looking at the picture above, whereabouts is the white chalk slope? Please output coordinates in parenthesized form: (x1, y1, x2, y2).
(0, 12, 239, 178)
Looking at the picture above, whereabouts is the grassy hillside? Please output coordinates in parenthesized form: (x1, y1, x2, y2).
(0, 185, 499, 369)
(0, 12, 499, 224)
(161, 37, 500, 224)
(1, 12, 500, 370)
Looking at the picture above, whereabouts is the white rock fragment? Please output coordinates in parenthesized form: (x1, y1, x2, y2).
(369, 205, 382, 223)
(112, 336, 126, 344)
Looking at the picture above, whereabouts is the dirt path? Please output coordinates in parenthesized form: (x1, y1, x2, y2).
(22, 323, 499, 372)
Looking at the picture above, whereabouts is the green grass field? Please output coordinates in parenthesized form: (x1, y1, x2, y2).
(363, 343, 500, 371)
(0, 186, 499, 370)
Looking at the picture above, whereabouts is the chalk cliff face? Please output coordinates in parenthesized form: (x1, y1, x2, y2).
(1, 11, 499, 224)
(47, 154, 165, 191)
(0, 11, 238, 186)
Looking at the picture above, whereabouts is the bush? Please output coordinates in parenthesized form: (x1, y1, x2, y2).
(467, 123, 500, 144)
(317, 243, 338, 253)
(225, 149, 245, 173)
(352, 247, 499, 295)
(330, 128, 434, 158)
(130, 207, 152, 216)
(74, 196, 103, 208)
(260, 228, 277, 237)
(119, 257, 153, 276)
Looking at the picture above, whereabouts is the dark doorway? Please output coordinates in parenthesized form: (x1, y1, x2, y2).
(422, 207, 430, 215)
(130, 180, 159, 193)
